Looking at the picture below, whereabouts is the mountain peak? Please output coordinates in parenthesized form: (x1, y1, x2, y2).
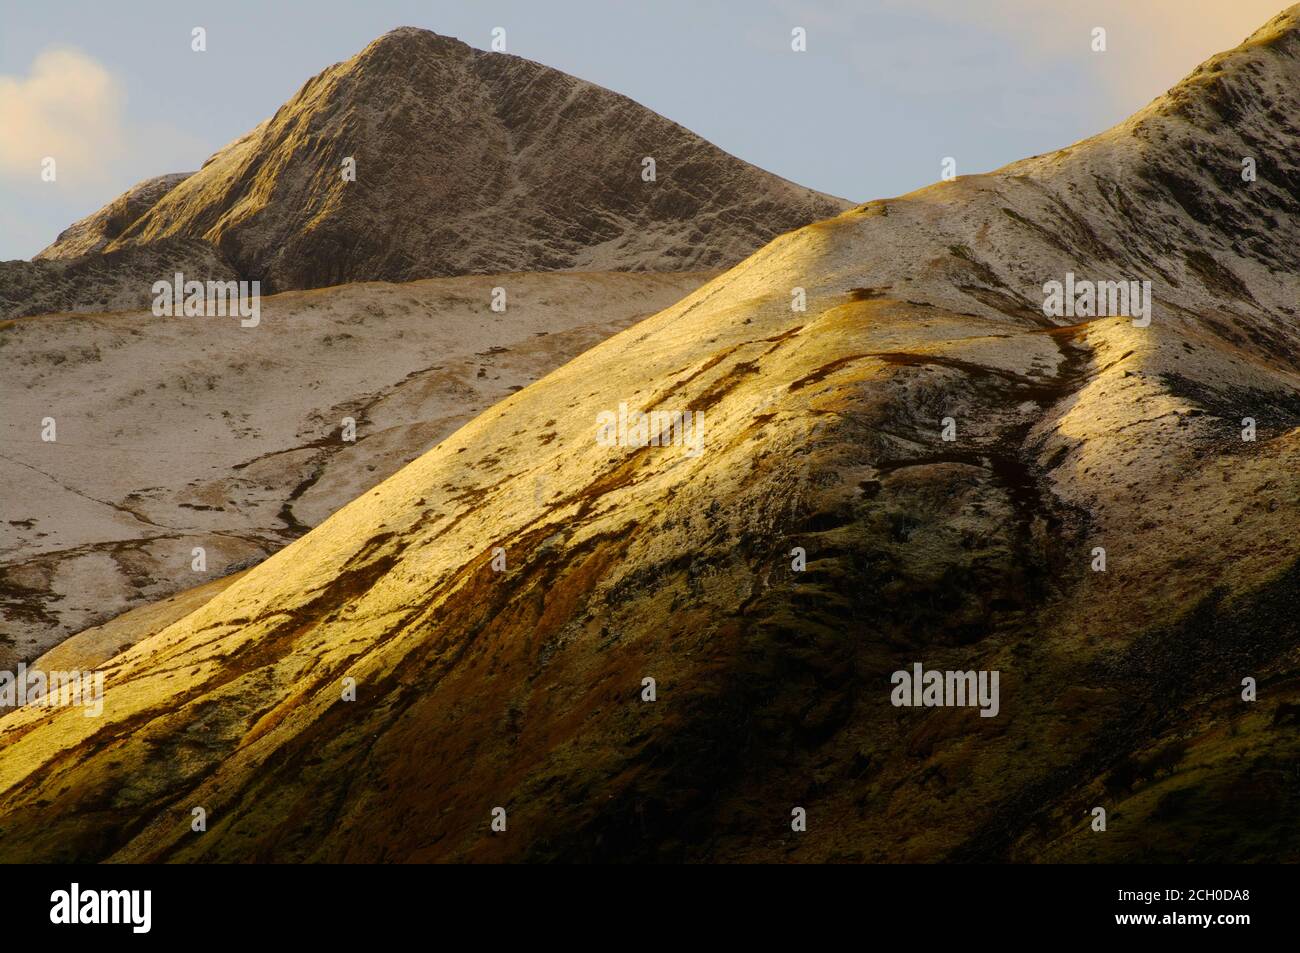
(37, 30, 849, 292)
(352, 25, 475, 65)
(1140, 2, 1298, 128)
(1240, 3, 1300, 48)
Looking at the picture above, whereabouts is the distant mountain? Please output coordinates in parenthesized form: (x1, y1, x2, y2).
(34, 27, 849, 294)
(4, 8, 1299, 864)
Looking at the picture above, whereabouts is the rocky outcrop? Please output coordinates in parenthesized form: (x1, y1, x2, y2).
(0, 238, 233, 320)
(36, 173, 194, 261)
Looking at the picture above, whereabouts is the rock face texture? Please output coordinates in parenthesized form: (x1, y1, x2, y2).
(3, 9, 1300, 863)
(35, 28, 850, 294)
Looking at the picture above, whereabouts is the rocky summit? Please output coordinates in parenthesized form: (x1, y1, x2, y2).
(33, 27, 849, 295)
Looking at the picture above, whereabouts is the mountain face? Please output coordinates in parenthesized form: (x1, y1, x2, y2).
(0, 270, 713, 670)
(3, 9, 1300, 864)
(34, 28, 849, 294)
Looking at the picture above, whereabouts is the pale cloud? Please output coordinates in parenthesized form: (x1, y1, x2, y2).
(777, 0, 1288, 110)
(0, 47, 129, 187)
(892, 0, 1289, 108)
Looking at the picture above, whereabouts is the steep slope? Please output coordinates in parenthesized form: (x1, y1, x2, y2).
(3, 8, 1300, 863)
(36, 27, 850, 293)
(0, 270, 713, 669)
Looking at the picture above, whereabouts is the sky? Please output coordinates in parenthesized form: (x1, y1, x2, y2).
(0, 0, 1290, 260)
